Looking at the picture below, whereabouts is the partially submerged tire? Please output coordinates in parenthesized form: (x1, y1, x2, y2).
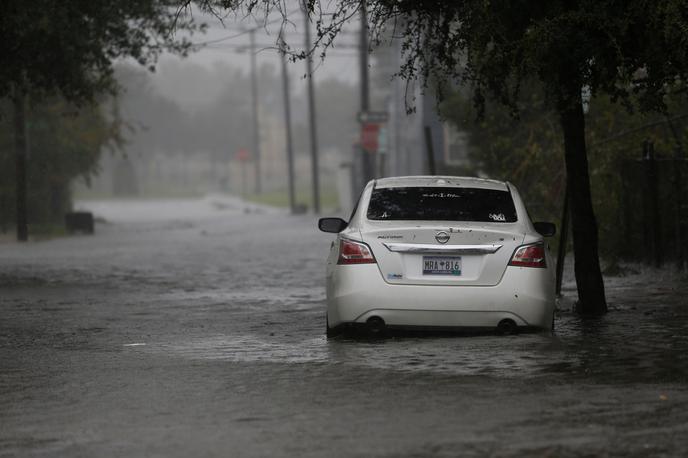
(326, 315, 340, 338)
(497, 318, 518, 335)
(366, 316, 387, 337)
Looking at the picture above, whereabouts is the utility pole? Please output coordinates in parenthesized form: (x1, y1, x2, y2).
(249, 29, 261, 194)
(279, 33, 296, 214)
(302, 3, 321, 214)
(424, 126, 436, 175)
(359, 3, 370, 115)
(13, 89, 28, 242)
(359, 2, 372, 184)
(392, 37, 402, 176)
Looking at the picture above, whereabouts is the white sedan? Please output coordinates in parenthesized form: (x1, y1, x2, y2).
(318, 176, 556, 336)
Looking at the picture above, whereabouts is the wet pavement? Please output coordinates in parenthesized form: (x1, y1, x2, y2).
(1, 196, 687, 457)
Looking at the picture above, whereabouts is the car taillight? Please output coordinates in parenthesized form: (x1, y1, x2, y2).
(509, 243, 546, 268)
(338, 239, 376, 264)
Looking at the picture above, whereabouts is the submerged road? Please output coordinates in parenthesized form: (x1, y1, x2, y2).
(1, 196, 687, 457)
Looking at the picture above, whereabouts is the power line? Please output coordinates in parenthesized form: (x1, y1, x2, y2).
(203, 49, 360, 58)
(193, 30, 255, 46)
(199, 44, 359, 58)
(194, 14, 361, 48)
(204, 42, 359, 50)
(191, 9, 301, 46)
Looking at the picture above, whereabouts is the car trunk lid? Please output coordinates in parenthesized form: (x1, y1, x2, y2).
(363, 222, 525, 286)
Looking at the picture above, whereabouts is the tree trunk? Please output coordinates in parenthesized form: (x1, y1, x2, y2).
(558, 90, 608, 315)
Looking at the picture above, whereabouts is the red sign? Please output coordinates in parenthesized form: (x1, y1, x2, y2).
(361, 123, 380, 153)
(235, 149, 250, 161)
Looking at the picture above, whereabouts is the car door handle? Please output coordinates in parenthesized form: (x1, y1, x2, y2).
(382, 242, 503, 255)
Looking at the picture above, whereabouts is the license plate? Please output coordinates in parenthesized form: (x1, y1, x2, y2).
(422, 256, 462, 275)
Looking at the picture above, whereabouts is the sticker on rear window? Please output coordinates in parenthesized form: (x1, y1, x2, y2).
(366, 187, 518, 222)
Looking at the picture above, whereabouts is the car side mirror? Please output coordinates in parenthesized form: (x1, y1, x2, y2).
(318, 217, 348, 233)
(534, 222, 556, 237)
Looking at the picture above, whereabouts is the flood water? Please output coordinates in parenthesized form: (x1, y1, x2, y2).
(1, 196, 687, 457)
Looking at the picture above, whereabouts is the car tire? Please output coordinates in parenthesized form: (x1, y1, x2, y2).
(326, 314, 340, 338)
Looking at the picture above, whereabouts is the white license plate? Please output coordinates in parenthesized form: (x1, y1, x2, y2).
(422, 256, 462, 275)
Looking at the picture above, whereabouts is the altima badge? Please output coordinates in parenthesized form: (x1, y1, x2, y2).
(435, 231, 450, 244)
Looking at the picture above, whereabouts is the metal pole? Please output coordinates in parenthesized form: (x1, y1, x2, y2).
(555, 184, 570, 296)
(393, 38, 402, 176)
(249, 29, 261, 194)
(359, 3, 370, 114)
(424, 126, 436, 175)
(13, 89, 28, 242)
(280, 34, 296, 214)
(302, 4, 321, 213)
(359, 2, 372, 184)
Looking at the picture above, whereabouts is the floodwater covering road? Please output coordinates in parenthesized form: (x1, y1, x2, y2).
(1, 196, 687, 457)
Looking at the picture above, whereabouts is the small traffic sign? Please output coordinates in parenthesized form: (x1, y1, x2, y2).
(361, 123, 380, 153)
(235, 149, 250, 161)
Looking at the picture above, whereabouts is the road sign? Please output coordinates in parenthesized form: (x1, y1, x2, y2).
(357, 111, 389, 124)
(361, 123, 380, 153)
(235, 149, 250, 161)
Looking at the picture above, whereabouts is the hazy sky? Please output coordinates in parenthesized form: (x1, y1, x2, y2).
(149, 6, 362, 110)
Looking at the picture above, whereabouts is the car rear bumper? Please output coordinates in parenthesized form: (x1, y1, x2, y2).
(326, 264, 555, 330)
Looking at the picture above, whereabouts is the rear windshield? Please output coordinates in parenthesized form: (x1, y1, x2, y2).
(366, 187, 517, 222)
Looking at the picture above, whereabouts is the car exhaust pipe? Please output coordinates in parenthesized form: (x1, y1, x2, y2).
(497, 319, 518, 335)
(366, 316, 386, 336)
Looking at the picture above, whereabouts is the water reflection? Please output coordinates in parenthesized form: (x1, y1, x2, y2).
(323, 332, 556, 377)
(159, 300, 688, 384)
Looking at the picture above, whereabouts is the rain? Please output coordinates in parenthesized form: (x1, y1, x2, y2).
(1, 2, 688, 457)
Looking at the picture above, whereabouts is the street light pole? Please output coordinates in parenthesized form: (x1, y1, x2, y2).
(359, 3, 370, 114)
(279, 33, 296, 214)
(302, 4, 321, 214)
(249, 29, 261, 194)
(359, 3, 372, 184)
